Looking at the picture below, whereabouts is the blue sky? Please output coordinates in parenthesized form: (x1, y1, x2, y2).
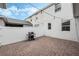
(0, 3, 49, 20)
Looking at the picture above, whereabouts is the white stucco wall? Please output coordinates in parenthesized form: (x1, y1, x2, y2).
(42, 3, 78, 41)
(0, 27, 33, 45)
(26, 3, 78, 42)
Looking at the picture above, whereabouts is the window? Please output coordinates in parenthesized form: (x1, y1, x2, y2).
(48, 23, 51, 30)
(30, 19, 32, 22)
(62, 20, 70, 31)
(55, 3, 61, 12)
(34, 24, 39, 27)
(36, 17, 38, 20)
(5, 23, 23, 27)
(41, 10, 43, 14)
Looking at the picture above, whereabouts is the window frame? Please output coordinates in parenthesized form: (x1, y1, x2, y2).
(55, 3, 61, 12)
(48, 23, 51, 30)
(62, 20, 70, 31)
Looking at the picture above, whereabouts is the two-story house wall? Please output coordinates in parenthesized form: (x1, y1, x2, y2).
(25, 3, 79, 42)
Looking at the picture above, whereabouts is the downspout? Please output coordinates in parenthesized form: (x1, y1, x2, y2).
(73, 3, 79, 41)
(74, 17, 79, 41)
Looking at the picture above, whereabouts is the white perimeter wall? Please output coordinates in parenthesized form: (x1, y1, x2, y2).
(0, 27, 33, 45)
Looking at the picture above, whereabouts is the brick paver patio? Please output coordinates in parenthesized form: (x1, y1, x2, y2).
(0, 36, 79, 56)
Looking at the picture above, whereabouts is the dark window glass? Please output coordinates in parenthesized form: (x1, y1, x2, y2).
(5, 23, 23, 27)
(30, 19, 32, 22)
(55, 3, 61, 12)
(36, 17, 38, 19)
(48, 23, 51, 30)
(62, 20, 70, 31)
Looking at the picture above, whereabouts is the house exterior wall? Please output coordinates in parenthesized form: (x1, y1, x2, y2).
(25, 3, 78, 42)
(0, 3, 6, 9)
(43, 3, 78, 41)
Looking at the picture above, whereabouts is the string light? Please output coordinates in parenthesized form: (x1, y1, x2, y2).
(28, 3, 70, 20)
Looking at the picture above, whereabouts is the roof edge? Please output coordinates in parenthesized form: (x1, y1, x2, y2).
(25, 3, 55, 20)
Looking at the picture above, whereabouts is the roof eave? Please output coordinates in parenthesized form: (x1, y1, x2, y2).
(25, 3, 55, 20)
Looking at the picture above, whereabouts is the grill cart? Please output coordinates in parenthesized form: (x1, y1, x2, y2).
(27, 32, 35, 41)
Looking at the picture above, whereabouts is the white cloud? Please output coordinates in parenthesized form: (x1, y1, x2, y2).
(9, 6, 17, 11)
(27, 7, 38, 15)
(8, 6, 19, 16)
(0, 5, 38, 19)
(0, 8, 3, 13)
(3, 9, 12, 16)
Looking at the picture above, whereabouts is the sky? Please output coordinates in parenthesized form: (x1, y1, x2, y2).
(0, 3, 49, 20)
